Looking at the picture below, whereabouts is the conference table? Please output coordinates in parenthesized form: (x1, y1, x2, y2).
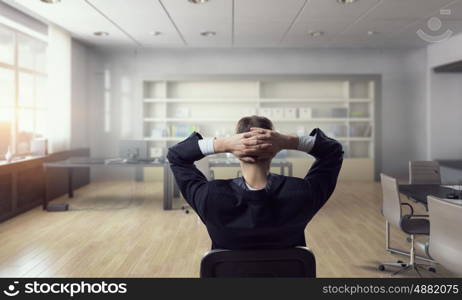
(43, 157, 174, 211)
(398, 184, 460, 205)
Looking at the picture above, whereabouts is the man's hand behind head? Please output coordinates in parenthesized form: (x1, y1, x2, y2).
(214, 128, 298, 163)
(242, 128, 300, 161)
(238, 130, 277, 162)
(214, 132, 273, 163)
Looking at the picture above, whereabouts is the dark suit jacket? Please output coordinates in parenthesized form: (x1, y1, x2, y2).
(167, 128, 343, 250)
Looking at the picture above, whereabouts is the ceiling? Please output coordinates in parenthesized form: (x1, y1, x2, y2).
(3, 0, 462, 48)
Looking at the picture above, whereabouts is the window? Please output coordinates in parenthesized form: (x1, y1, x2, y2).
(0, 24, 47, 157)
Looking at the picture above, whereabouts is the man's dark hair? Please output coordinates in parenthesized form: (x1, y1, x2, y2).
(235, 115, 273, 134)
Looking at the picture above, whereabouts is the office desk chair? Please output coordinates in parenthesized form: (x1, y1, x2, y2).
(408, 161, 441, 209)
(200, 247, 316, 278)
(428, 196, 462, 276)
(409, 161, 441, 185)
(379, 174, 435, 277)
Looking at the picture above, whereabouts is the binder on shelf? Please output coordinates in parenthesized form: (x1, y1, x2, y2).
(299, 107, 312, 119)
(151, 126, 169, 138)
(284, 107, 297, 119)
(350, 111, 367, 118)
(326, 124, 347, 138)
(350, 123, 372, 137)
(171, 124, 200, 137)
(259, 108, 272, 118)
(272, 107, 284, 119)
(332, 107, 348, 118)
(175, 107, 190, 118)
(363, 124, 372, 137)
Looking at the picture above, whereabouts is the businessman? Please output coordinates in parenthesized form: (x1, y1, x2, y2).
(167, 116, 343, 250)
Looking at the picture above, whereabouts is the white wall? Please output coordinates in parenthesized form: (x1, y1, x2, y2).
(70, 40, 92, 149)
(402, 48, 428, 161)
(78, 47, 429, 178)
(427, 33, 462, 160)
(47, 24, 71, 153)
(429, 72, 462, 159)
(428, 33, 462, 68)
(72, 45, 139, 180)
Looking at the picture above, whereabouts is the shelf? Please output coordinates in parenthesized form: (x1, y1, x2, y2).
(144, 118, 236, 122)
(322, 137, 372, 142)
(260, 98, 347, 103)
(273, 118, 348, 123)
(144, 98, 258, 103)
(144, 118, 372, 123)
(144, 137, 184, 141)
(271, 118, 371, 122)
(349, 99, 372, 103)
(349, 118, 372, 122)
(260, 98, 371, 103)
(144, 98, 372, 104)
(144, 136, 372, 142)
(343, 137, 373, 141)
(142, 79, 376, 177)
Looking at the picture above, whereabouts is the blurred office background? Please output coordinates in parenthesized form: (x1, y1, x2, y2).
(1, 0, 462, 277)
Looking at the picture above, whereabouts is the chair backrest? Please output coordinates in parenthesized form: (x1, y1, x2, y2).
(380, 173, 402, 228)
(427, 196, 462, 276)
(195, 156, 213, 180)
(409, 161, 441, 185)
(200, 247, 316, 278)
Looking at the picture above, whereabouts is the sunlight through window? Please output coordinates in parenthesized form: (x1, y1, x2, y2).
(0, 24, 47, 158)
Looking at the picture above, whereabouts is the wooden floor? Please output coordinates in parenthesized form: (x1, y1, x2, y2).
(0, 180, 456, 278)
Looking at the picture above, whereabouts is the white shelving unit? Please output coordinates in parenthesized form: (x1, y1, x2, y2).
(143, 117, 372, 123)
(142, 78, 376, 180)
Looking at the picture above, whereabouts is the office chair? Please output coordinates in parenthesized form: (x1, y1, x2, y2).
(200, 247, 316, 278)
(408, 160, 442, 209)
(409, 161, 441, 185)
(428, 196, 462, 276)
(379, 174, 436, 277)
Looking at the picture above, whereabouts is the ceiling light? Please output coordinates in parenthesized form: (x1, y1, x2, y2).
(337, 0, 358, 4)
(367, 30, 378, 36)
(94, 31, 109, 37)
(40, 0, 61, 3)
(200, 31, 216, 37)
(308, 31, 324, 37)
(150, 31, 162, 36)
(188, 0, 210, 4)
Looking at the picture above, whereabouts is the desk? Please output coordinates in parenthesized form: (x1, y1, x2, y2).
(438, 160, 462, 184)
(0, 156, 43, 166)
(0, 156, 45, 222)
(398, 184, 456, 204)
(208, 158, 293, 176)
(439, 160, 462, 170)
(43, 157, 174, 211)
